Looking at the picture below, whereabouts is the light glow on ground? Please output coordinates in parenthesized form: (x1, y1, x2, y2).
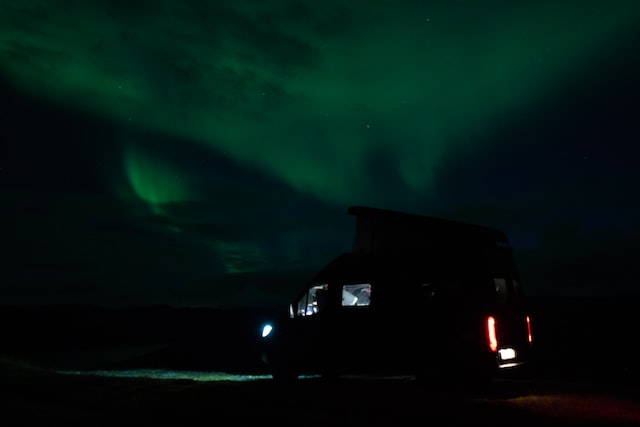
(60, 368, 273, 382)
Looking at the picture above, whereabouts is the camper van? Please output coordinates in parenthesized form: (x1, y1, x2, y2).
(260, 206, 533, 383)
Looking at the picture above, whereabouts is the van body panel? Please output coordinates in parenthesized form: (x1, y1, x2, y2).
(261, 207, 533, 382)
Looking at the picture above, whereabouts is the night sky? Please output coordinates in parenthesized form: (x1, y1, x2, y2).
(1, 1, 639, 309)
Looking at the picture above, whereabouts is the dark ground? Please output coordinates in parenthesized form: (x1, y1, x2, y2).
(1, 295, 640, 425)
(2, 361, 640, 426)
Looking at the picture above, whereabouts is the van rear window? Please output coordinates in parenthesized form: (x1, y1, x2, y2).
(494, 278, 524, 303)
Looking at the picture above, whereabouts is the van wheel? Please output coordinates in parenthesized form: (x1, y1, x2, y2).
(320, 368, 339, 382)
(270, 360, 299, 383)
(271, 370, 298, 383)
(268, 352, 299, 383)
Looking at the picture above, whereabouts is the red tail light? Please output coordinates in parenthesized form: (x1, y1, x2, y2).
(487, 316, 497, 352)
(526, 315, 533, 345)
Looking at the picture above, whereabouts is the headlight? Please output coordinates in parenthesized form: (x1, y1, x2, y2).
(261, 323, 273, 338)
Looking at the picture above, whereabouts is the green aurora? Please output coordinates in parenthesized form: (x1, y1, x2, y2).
(2, 1, 638, 207)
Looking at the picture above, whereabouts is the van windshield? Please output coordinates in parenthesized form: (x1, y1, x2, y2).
(294, 283, 328, 317)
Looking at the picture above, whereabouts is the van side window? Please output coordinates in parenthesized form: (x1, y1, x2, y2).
(295, 283, 328, 317)
(341, 283, 371, 306)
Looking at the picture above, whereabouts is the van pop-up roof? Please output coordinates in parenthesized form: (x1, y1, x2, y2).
(347, 206, 510, 254)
